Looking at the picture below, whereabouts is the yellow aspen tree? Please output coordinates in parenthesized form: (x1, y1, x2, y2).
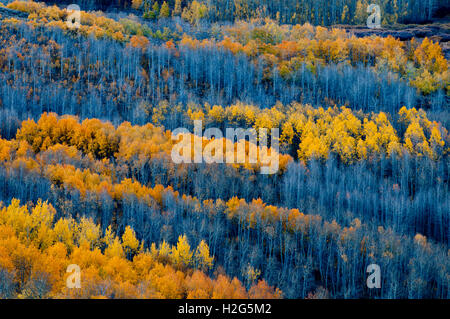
(194, 240, 214, 271)
(105, 236, 125, 258)
(157, 240, 172, 263)
(429, 124, 445, 159)
(171, 235, 193, 268)
(404, 121, 432, 157)
(122, 226, 140, 259)
(53, 218, 75, 251)
(103, 225, 115, 247)
(173, 0, 182, 17)
(159, 1, 170, 18)
(77, 217, 101, 249)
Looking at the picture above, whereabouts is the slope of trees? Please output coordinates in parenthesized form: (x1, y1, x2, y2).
(31, 0, 447, 25)
(0, 113, 448, 299)
(0, 0, 448, 300)
(199, 0, 443, 25)
(0, 199, 281, 298)
(0, 10, 447, 143)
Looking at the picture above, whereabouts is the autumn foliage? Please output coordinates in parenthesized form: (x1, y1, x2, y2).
(0, 199, 281, 299)
(0, 0, 448, 301)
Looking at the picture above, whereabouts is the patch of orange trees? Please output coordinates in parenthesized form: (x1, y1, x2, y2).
(4, 1, 448, 95)
(0, 199, 282, 298)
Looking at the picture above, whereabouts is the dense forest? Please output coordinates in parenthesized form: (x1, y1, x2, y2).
(0, 0, 448, 299)
(27, 0, 450, 24)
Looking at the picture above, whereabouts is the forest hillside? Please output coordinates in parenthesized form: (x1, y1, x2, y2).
(0, 0, 448, 299)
